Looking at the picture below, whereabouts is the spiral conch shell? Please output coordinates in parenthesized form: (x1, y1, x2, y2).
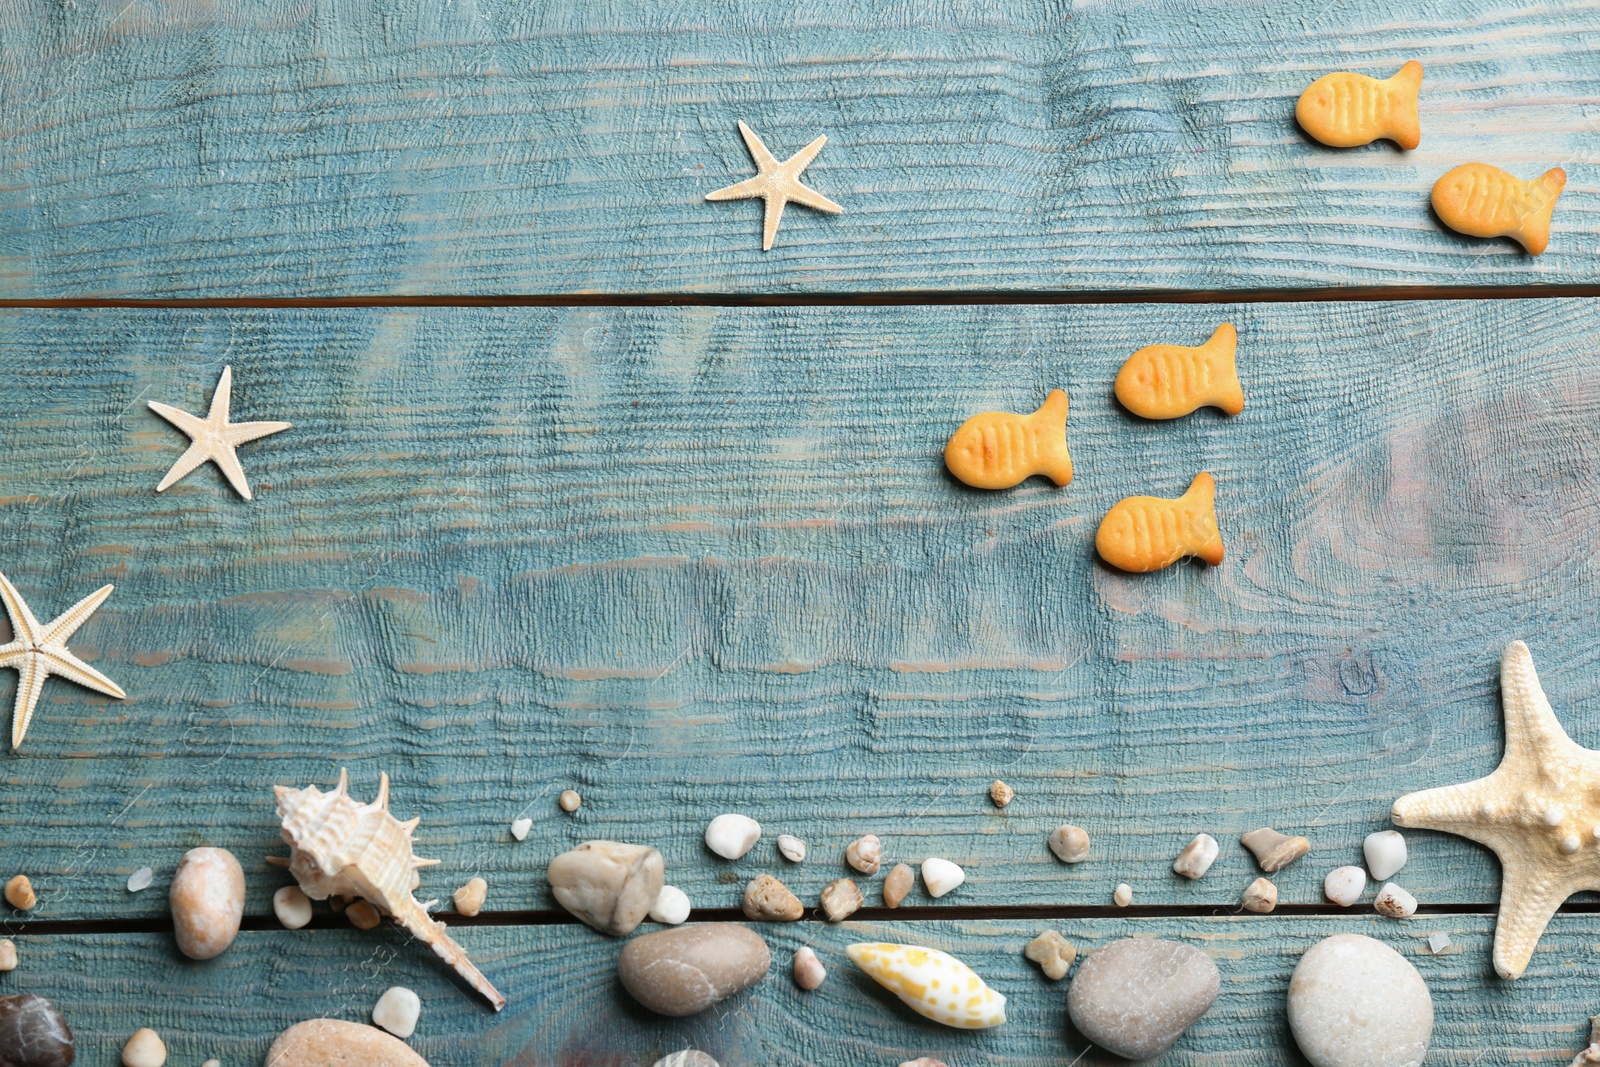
(271, 769, 506, 1010)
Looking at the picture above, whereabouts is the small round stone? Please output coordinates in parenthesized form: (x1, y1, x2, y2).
(920, 857, 964, 898)
(792, 945, 826, 990)
(452, 877, 487, 918)
(5, 876, 35, 912)
(845, 835, 881, 875)
(990, 779, 1015, 808)
(820, 879, 863, 922)
(0, 994, 73, 1067)
(126, 867, 154, 893)
(1363, 830, 1408, 881)
(1024, 930, 1076, 980)
(1288, 933, 1432, 1067)
(650, 885, 691, 925)
(1067, 938, 1220, 1060)
(372, 985, 421, 1039)
(618, 924, 771, 1016)
(170, 847, 245, 960)
(1049, 824, 1090, 863)
(346, 899, 382, 930)
(509, 817, 532, 841)
(883, 862, 914, 908)
(1373, 882, 1418, 918)
(273, 885, 313, 929)
(558, 789, 581, 813)
(1241, 877, 1278, 914)
(266, 1018, 428, 1066)
(203, 1061, 220, 1067)
(776, 834, 807, 862)
(0, 940, 16, 972)
(1172, 833, 1219, 880)
(1324, 866, 1366, 907)
(898, 1060, 950, 1067)
(704, 813, 761, 860)
(1113, 882, 1133, 907)
(651, 1053, 719, 1067)
(121, 1027, 167, 1067)
(742, 874, 803, 922)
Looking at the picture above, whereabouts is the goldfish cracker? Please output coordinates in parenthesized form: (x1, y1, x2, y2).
(1431, 163, 1566, 255)
(944, 389, 1072, 490)
(1296, 61, 1422, 150)
(1096, 472, 1224, 573)
(1115, 323, 1243, 420)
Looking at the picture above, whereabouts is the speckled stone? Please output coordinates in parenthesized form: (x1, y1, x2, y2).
(169, 847, 245, 960)
(742, 874, 803, 922)
(265, 1018, 430, 1066)
(0, 994, 74, 1067)
(618, 924, 771, 1017)
(1288, 934, 1432, 1067)
(546, 840, 664, 937)
(1068, 938, 1220, 1060)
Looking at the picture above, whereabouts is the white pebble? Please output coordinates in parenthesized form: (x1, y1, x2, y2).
(792, 946, 826, 990)
(704, 813, 761, 860)
(649, 885, 691, 925)
(126, 867, 154, 893)
(0, 939, 14, 972)
(1363, 830, 1408, 881)
(122, 1028, 167, 1067)
(510, 817, 532, 841)
(558, 789, 581, 813)
(1374, 882, 1418, 919)
(203, 1061, 221, 1067)
(1113, 882, 1133, 907)
(272, 885, 313, 930)
(1324, 865, 1366, 906)
(777, 834, 807, 862)
(1171, 833, 1219, 880)
(372, 985, 421, 1039)
(920, 857, 965, 898)
(1427, 932, 1451, 954)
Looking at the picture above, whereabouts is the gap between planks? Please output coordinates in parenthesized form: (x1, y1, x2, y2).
(5, 902, 1598, 938)
(2, 284, 1600, 310)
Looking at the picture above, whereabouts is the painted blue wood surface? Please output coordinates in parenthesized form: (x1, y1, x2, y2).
(2, 300, 1599, 923)
(1, 0, 1596, 296)
(5, 915, 1597, 1065)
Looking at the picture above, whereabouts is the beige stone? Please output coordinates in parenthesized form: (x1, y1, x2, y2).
(1241, 827, 1311, 872)
(121, 1028, 166, 1067)
(883, 863, 914, 908)
(0, 939, 16, 972)
(170, 847, 245, 960)
(346, 900, 381, 930)
(1048, 824, 1090, 863)
(820, 879, 863, 922)
(792, 946, 826, 990)
(453, 877, 487, 918)
(546, 840, 664, 937)
(990, 779, 1014, 807)
(5, 876, 35, 912)
(742, 874, 803, 922)
(265, 1018, 430, 1066)
(845, 835, 881, 875)
(1024, 930, 1076, 980)
(617, 924, 770, 1016)
(1241, 877, 1278, 914)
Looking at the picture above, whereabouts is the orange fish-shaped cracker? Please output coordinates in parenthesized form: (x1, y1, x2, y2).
(1431, 163, 1567, 255)
(944, 389, 1072, 490)
(1096, 472, 1223, 573)
(1296, 61, 1423, 150)
(1114, 323, 1243, 420)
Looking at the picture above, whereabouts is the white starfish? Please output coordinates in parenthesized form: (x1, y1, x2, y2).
(148, 366, 291, 501)
(705, 121, 843, 250)
(1393, 640, 1600, 979)
(0, 571, 125, 749)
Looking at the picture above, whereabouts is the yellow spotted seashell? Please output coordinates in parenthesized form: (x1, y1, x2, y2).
(846, 942, 1007, 1029)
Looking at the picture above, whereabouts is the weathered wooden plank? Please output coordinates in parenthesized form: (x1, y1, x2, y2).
(4, 915, 1595, 1064)
(2, 0, 1597, 297)
(2, 300, 1599, 919)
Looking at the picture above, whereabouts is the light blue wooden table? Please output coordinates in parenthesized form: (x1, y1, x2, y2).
(2, 1, 1599, 1063)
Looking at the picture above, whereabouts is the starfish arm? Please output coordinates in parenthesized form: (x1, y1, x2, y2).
(10, 654, 48, 749)
(147, 401, 209, 439)
(224, 419, 292, 447)
(207, 366, 234, 423)
(210, 443, 255, 501)
(37, 646, 125, 701)
(1491, 859, 1566, 979)
(40, 584, 114, 646)
(737, 120, 780, 171)
(784, 180, 844, 216)
(0, 571, 41, 645)
(705, 175, 768, 203)
(155, 442, 216, 493)
(761, 195, 789, 251)
(780, 134, 829, 176)
(1392, 774, 1505, 839)
(0, 643, 25, 665)
(1500, 640, 1583, 767)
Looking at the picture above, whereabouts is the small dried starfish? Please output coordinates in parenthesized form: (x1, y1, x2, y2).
(149, 366, 291, 501)
(0, 571, 125, 749)
(1393, 640, 1600, 979)
(705, 121, 843, 250)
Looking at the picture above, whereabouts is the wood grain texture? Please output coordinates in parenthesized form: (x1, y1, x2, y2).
(2, 0, 1598, 297)
(5, 915, 1598, 1064)
(2, 300, 1600, 921)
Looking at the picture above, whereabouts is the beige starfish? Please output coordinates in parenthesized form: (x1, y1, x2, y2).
(1393, 640, 1600, 979)
(149, 366, 291, 501)
(0, 571, 125, 749)
(706, 121, 843, 250)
